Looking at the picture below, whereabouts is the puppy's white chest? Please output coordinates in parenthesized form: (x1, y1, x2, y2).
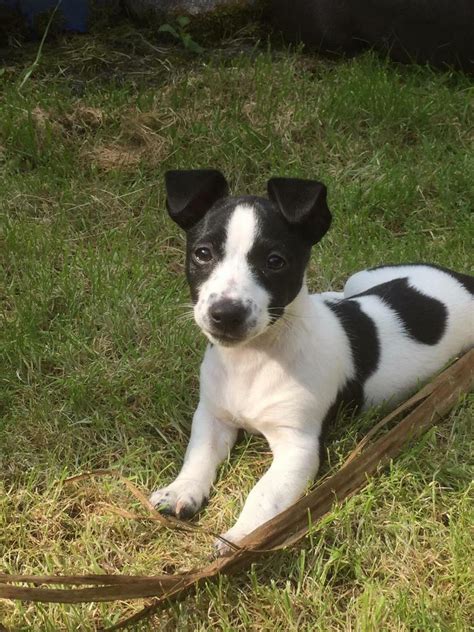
(200, 347, 315, 433)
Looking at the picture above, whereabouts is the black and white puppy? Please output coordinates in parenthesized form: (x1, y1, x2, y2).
(150, 169, 474, 554)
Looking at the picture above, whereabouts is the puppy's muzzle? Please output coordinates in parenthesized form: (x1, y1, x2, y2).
(208, 299, 251, 342)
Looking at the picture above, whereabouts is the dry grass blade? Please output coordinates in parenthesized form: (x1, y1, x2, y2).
(64, 470, 234, 541)
(64, 469, 196, 531)
(0, 350, 472, 628)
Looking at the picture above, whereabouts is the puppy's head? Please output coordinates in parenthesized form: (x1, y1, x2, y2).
(165, 169, 331, 346)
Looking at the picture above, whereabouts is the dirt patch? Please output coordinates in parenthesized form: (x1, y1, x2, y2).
(85, 144, 143, 171)
(28, 104, 171, 171)
(30, 105, 106, 144)
(83, 110, 172, 171)
(30, 106, 64, 137)
(62, 105, 105, 132)
(121, 110, 174, 144)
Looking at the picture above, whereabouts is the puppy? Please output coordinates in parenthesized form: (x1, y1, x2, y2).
(150, 169, 473, 554)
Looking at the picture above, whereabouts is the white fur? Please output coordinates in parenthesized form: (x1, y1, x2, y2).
(152, 236, 473, 554)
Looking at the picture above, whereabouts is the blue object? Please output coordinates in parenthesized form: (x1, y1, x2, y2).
(1, 0, 89, 33)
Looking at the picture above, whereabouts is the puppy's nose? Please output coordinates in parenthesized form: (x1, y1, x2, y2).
(209, 299, 249, 330)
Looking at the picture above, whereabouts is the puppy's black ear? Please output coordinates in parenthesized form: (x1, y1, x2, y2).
(165, 169, 229, 230)
(267, 177, 332, 244)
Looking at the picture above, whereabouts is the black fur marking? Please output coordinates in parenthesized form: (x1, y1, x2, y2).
(369, 263, 474, 296)
(318, 299, 380, 459)
(327, 299, 381, 385)
(185, 208, 228, 304)
(245, 197, 313, 319)
(353, 277, 447, 345)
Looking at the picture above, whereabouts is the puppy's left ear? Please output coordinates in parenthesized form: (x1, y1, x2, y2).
(165, 169, 229, 230)
(267, 177, 332, 244)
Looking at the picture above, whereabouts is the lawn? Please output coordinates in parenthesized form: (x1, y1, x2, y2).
(0, 20, 473, 631)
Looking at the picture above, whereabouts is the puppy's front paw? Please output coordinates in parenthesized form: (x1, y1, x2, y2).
(213, 527, 247, 557)
(150, 479, 207, 520)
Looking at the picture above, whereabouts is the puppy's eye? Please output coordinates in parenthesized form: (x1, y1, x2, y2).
(193, 246, 213, 264)
(267, 253, 287, 270)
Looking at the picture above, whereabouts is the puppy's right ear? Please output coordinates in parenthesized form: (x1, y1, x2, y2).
(165, 169, 229, 230)
(267, 176, 331, 245)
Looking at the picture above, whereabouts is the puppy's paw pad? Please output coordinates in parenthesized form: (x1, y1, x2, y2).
(149, 481, 206, 520)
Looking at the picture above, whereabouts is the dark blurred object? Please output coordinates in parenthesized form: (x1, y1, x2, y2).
(0, 1, 26, 38)
(269, 0, 474, 72)
(0, 0, 121, 34)
(0, 0, 88, 32)
(124, 0, 260, 19)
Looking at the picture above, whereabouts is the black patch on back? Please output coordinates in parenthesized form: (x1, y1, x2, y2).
(352, 277, 447, 345)
(369, 263, 474, 296)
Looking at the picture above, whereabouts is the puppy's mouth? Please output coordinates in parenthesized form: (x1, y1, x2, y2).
(204, 322, 271, 347)
(206, 329, 248, 346)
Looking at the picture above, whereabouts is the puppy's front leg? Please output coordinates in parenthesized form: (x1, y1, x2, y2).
(216, 427, 320, 555)
(150, 403, 237, 519)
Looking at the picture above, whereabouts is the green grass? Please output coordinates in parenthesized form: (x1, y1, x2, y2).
(1, 24, 473, 631)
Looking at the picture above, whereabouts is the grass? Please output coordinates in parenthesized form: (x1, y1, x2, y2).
(1, 22, 473, 631)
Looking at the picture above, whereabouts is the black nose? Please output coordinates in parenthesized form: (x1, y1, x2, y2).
(209, 299, 249, 331)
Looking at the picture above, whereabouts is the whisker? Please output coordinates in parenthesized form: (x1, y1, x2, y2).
(173, 311, 196, 324)
(161, 302, 194, 312)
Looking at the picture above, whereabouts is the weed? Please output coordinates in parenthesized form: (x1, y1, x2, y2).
(159, 16, 205, 54)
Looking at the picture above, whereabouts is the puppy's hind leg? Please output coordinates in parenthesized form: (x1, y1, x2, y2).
(150, 404, 237, 519)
